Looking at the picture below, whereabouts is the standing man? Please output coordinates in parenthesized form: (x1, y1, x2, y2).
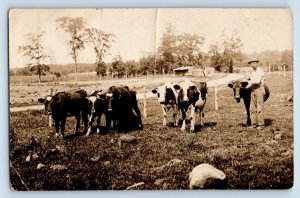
(246, 59, 265, 129)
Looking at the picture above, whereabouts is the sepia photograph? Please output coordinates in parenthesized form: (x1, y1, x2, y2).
(9, 8, 293, 190)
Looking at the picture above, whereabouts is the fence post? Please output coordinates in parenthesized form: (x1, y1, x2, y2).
(143, 87, 147, 118)
(48, 88, 53, 127)
(214, 87, 218, 110)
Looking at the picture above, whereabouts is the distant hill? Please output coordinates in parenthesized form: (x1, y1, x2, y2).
(10, 63, 97, 76)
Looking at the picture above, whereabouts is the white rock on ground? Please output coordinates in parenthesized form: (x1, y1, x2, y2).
(189, 163, 226, 189)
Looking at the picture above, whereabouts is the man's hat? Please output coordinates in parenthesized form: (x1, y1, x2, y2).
(248, 59, 259, 64)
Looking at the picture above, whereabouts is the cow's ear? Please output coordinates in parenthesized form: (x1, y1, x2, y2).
(124, 86, 129, 91)
(228, 82, 234, 88)
(38, 98, 45, 103)
(241, 81, 248, 88)
(173, 84, 181, 90)
(99, 94, 106, 99)
(152, 89, 157, 94)
(190, 85, 197, 90)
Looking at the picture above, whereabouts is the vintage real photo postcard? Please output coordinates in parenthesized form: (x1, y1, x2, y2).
(9, 8, 293, 190)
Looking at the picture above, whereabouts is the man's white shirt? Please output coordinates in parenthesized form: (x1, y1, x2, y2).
(248, 67, 265, 86)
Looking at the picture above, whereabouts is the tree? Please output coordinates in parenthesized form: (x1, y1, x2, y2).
(208, 43, 223, 71)
(18, 32, 50, 83)
(280, 50, 293, 70)
(158, 24, 178, 73)
(221, 30, 244, 73)
(95, 61, 107, 77)
(158, 24, 206, 72)
(84, 28, 115, 77)
(56, 17, 86, 82)
(139, 54, 156, 76)
(176, 33, 205, 67)
(208, 30, 244, 73)
(111, 54, 125, 78)
(124, 60, 139, 77)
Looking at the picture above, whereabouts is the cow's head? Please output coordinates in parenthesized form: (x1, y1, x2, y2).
(174, 80, 199, 104)
(228, 80, 248, 103)
(106, 86, 120, 111)
(88, 92, 108, 114)
(198, 81, 208, 101)
(90, 90, 102, 98)
(152, 82, 176, 104)
(38, 95, 53, 115)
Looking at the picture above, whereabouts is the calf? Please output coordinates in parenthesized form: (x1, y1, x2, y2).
(38, 89, 89, 138)
(152, 82, 179, 126)
(106, 86, 142, 131)
(86, 90, 111, 136)
(174, 80, 207, 132)
(228, 80, 270, 126)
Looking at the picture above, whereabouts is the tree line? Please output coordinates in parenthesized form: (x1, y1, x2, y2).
(17, 20, 293, 82)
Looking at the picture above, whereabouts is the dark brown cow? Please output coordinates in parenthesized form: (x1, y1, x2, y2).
(106, 86, 142, 131)
(38, 89, 89, 138)
(228, 80, 270, 126)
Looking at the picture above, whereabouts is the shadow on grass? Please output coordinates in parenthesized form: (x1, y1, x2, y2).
(265, 118, 273, 127)
(239, 118, 273, 127)
(193, 122, 217, 133)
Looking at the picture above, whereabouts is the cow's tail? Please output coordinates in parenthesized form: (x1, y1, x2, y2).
(264, 84, 270, 102)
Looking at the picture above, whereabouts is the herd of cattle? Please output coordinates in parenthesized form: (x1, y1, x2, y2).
(38, 79, 270, 138)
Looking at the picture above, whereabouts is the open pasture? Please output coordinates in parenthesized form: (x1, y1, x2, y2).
(9, 72, 293, 190)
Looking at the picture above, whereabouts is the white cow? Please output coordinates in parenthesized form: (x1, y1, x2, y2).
(174, 80, 207, 132)
(152, 82, 179, 126)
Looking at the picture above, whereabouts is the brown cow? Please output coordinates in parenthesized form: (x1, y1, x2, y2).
(38, 89, 89, 138)
(228, 80, 270, 126)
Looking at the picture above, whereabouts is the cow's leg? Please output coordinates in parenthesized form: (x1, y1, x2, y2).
(244, 97, 251, 126)
(173, 105, 179, 127)
(86, 113, 95, 136)
(133, 104, 143, 128)
(74, 113, 81, 134)
(54, 119, 60, 138)
(96, 114, 101, 133)
(82, 112, 89, 133)
(60, 117, 66, 138)
(105, 112, 111, 131)
(181, 109, 187, 132)
(161, 105, 167, 126)
(190, 105, 196, 132)
(199, 108, 204, 127)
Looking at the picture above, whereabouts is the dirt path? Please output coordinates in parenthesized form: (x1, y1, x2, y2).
(10, 74, 245, 112)
(10, 105, 44, 112)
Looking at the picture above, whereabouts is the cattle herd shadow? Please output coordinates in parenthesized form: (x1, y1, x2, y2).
(264, 118, 273, 127)
(239, 118, 273, 128)
(194, 122, 217, 132)
(167, 120, 217, 133)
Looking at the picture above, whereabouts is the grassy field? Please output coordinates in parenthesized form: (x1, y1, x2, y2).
(9, 72, 293, 190)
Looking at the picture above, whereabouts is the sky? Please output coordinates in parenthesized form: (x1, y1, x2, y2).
(9, 8, 292, 68)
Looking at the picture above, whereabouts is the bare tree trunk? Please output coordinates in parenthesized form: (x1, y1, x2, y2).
(74, 59, 78, 82)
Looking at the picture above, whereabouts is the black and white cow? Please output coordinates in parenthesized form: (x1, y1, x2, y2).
(174, 80, 207, 132)
(85, 90, 111, 136)
(106, 86, 142, 131)
(38, 89, 90, 138)
(228, 80, 270, 126)
(152, 82, 179, 126)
